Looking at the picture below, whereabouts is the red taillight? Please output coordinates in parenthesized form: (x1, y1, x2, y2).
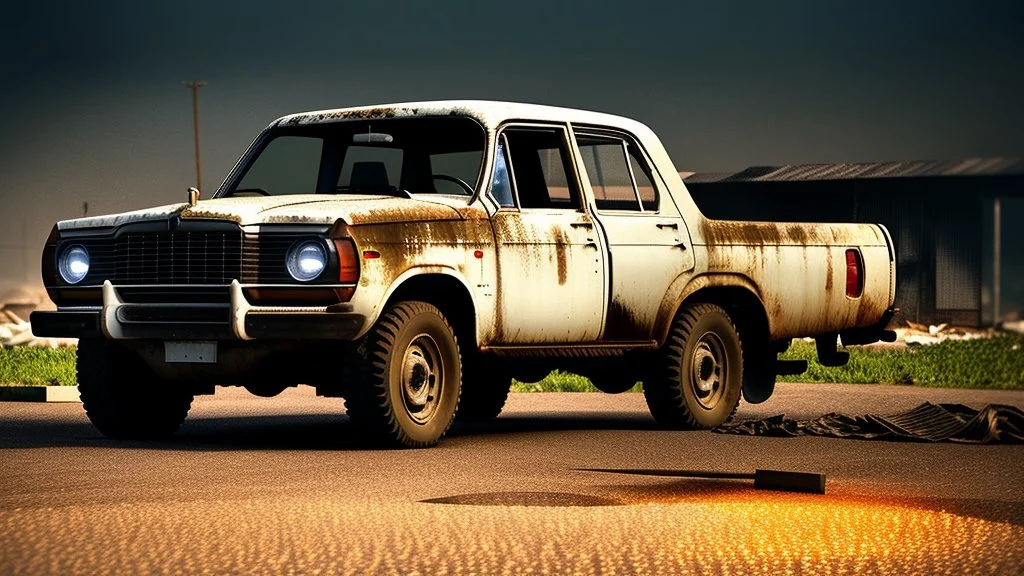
(845, 249, 863, 298)
(334, 239, 360, 284)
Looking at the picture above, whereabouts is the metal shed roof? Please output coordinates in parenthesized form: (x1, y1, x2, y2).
(683, 158, 1024, 184)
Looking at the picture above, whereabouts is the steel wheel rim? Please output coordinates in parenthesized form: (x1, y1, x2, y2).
(401, 333, 444, 424)
(690, 331, 727, 410)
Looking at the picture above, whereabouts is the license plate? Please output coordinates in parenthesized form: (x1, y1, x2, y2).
(165, 341, 218, 364)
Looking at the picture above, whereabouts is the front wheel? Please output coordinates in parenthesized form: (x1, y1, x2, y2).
(77, 338, 194, 439)
(643, 303, 743, 429)
(344, 301, 462, 448)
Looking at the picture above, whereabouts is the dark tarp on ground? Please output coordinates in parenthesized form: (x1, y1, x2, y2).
(715, 403, 1024, 444)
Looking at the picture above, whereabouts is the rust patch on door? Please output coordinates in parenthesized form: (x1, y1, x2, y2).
(604, 298, 647, 340)
(491, 224, 506, 343)
(548, 223, 571, 285)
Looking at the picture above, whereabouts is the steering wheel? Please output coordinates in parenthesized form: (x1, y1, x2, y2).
(431, 174, 474, 195)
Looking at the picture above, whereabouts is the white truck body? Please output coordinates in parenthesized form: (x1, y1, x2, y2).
(34, 101, 896, 447)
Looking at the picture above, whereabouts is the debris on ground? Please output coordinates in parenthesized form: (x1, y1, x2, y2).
(797, 320, 1011, 348)
(716, 403, 1024, 444)
(0, 283, 75, 349)
(1003, 320, 1024, 334)
(0, 309, 77, 349)
(896, 321, 993, 346)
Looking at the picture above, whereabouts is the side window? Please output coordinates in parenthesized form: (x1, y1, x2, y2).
(489, 139, 516, 207)
(502, 128, 581, 210)
(576, 135, 640, 211)
(627, 143, 658, 211)
(238, 136, 324, 195)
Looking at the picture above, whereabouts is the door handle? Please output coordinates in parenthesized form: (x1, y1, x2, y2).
(584, 242, 600, 250)
(673, 242, 688, 251)
(656, 222, 679, 230)
(570, 222, 594, 229)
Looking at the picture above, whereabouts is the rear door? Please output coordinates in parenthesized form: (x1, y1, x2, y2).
(489, 125, 606, 343)
(572, 129, 695, 340)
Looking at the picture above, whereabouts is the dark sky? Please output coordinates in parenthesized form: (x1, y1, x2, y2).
(1, 0, 1023, 285)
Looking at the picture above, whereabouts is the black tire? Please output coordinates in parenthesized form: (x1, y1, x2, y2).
(741, 345, 777, 404)
(344, 301, 461, 448)
(77, 338, 194, 439)
(643, 303, 743, 429)
(455, 355, 512, 422)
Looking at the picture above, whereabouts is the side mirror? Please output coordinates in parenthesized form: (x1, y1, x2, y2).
(187, 187, 200, 205)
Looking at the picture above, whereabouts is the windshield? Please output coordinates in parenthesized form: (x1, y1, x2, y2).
(223, 117, 486, 198)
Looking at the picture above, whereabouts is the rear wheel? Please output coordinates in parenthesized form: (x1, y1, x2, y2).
(344, 301, 461, 448)
(77, 338, 194, 439)
(643, 303, 743, 429)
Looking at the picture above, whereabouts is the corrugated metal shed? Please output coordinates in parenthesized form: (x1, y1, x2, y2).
(683, 158, 1024, 183)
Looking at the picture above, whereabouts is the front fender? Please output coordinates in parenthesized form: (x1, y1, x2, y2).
(352, 264, 478, 340)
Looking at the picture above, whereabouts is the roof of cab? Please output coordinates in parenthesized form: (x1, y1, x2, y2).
(272, 100, 653, 135)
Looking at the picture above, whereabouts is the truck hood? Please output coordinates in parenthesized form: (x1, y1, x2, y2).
(58, 194, 467, 230)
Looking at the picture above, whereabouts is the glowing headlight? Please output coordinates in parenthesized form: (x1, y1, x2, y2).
(58, 245, 90, 284)
(286, 240, 327, 282)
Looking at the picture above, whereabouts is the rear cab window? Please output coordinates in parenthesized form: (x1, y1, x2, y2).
(574, 130, 660, 213)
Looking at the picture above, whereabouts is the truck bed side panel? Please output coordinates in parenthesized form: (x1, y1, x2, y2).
(697, 220, 894, 340)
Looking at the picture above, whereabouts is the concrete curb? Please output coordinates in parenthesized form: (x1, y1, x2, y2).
(0, 386, 81, 402)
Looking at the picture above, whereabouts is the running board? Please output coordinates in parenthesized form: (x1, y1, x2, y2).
(481, 341, 657, 358)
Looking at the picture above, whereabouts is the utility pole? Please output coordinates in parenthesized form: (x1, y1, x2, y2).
(183, 81, 207, 191)
(994, 197, 1001, 328)
(22, 219, 28, 283)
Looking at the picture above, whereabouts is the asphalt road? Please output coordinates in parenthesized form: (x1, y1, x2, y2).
(1, 383, 1022, 575)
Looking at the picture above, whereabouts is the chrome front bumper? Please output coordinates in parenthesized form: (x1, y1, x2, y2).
(31, 280, 365, 341)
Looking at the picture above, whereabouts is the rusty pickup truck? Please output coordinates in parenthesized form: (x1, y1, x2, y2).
(32, 101, 896, 447)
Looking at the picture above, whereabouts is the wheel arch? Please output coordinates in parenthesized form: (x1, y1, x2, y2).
(376, 266, 479, 352)
(656, 274, 771, 349)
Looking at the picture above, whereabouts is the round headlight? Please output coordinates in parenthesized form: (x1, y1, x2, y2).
(286, 240, 327, 282)
(58, 245, 90, 284)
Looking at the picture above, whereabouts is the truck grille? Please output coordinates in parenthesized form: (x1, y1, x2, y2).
(83, 230, 244, 285)
(69, 224, 331, 287)
(121, 231, 242, 284)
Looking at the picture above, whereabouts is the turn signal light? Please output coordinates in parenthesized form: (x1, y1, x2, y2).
(846, 249, 863, 298)
(335, 238, 360, 284)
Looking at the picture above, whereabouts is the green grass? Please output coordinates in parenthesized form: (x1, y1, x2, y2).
(1, 336, 1022, 390)
(510, 370, 642, 393)
(778, 335, 1024, 390)
(0, 347, 78, 386)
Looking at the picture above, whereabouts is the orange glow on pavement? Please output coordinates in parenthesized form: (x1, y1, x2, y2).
(2, 486, 1021, 575)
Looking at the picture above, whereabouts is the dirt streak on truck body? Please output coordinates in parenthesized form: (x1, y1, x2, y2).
(694, 220, 891, 340)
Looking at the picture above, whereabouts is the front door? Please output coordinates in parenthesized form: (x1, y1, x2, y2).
(573, 129, 695, 340)
(489, 126, 606, 344)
